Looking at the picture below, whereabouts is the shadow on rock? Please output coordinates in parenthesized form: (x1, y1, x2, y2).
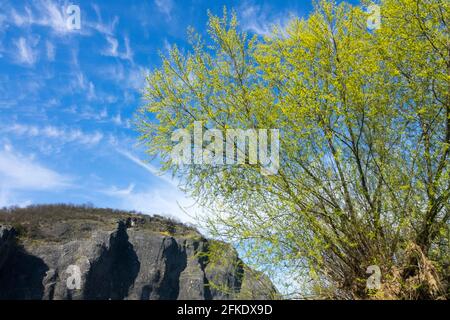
(0, 246, 49, 300)
(84, 222, 140, 300)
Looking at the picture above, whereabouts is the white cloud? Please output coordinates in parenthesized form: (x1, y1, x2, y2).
(37, 0, 68, 33)
(102, 183, 198, 223)
(6, 1, 119, 38)
(98, 149, 198, 223)
(105, 36, 119, 56)
(67, 48, 97, 95)
(0, 144, 72, 208)
(10, 6, 33, 27)
(154, 0, 174, 20)
(89, 3, 119, 36)
(1, 124, 104, 146)
(64, 105, 111, 122)
(122, 36, 133, 61)
(102, 35, 133, 61)
(116, 149, 177, 187)
(97, 62, 148, 91)
(87, 81, 96, 100)
(102, 183, 135, 197)
(14, 37, 39, 65)
(127, 64, 148, 90)
(0, 188, 13, 208)
(0, 145, 71, 191)
(0, 187, 32, 208)
(75, 70, 87, 89)
(239, 2, 293, 37)
(112, 113, 122, 126)
(9, 1, 73, 35)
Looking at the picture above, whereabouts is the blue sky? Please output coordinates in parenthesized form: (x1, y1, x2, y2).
(0, 0, 360, 222)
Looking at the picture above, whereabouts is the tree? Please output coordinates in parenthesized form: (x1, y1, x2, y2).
(137, 0, 449, 299)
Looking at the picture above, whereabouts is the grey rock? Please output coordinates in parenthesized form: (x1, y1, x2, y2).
(0, 207, 277, 300)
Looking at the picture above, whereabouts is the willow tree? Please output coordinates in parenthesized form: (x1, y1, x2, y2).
(137, 0, 449, 299)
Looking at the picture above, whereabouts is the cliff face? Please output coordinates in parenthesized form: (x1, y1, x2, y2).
(0, 205, 277, 300)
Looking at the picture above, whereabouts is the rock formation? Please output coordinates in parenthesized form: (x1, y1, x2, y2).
(0, 205, 277, 300)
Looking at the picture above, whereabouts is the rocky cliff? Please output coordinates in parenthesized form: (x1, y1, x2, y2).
(0, 205, 277, 300)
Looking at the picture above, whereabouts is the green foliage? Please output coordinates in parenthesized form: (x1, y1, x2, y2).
(138, 0, 449, 299)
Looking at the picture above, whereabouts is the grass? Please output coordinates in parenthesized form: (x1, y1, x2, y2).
(0, 204, 200, 242)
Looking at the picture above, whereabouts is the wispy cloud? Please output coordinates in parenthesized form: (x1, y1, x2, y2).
(126, 64, 148, 90)
(116, 149, 178, 187)
(66, 48, 100, 100)
(112, 113, 123, 126)
(89, 3, 119, 36)
(9, 1, 74, 35)
(0, 187, 14, 208)
(10, 6, 33, 27)
(105, 36, 119, 56)
(102, 183, 135, 197)
(14, 37, 39, 65)
(238, 1, 293, 36)
(102, 183, 197, 223)
(98, 150, 198, 223)
(102, 35, 133, 61)
(0, 187, 32, 208)
(0, 144, 71, 191)
(96, 62, 148, 91)
(5, 0, 122, 40)
(1, 124, 104, 146)
(154, 0, 174, 20)
(122, 36, 133, 61)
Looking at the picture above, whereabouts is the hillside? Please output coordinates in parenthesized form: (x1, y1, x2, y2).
(0, 204, 278, 300)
